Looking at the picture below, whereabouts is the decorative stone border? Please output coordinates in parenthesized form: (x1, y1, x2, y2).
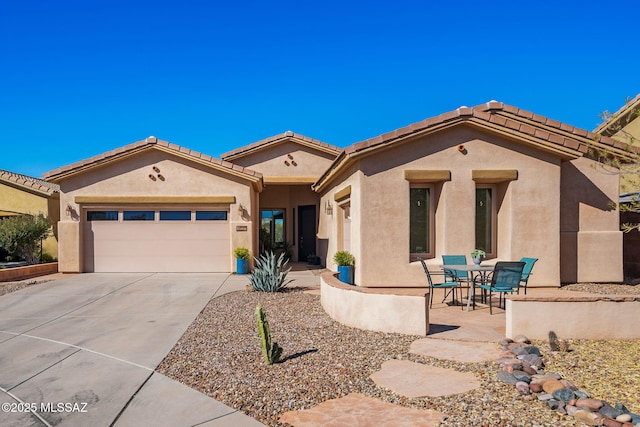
(0, 262, 58, 282)
(497, 335, 640, 426)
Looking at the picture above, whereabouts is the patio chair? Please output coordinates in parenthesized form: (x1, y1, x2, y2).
(442, 255, 471, 307)
(418, 258, 460, 308)
(477, 261, 525, 314)
(519, 257, 538, 295)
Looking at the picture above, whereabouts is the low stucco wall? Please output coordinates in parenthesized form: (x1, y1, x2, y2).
(0, 262, 59, 282)
(320, 272, 429, 335)
(506, 294, 640, 340)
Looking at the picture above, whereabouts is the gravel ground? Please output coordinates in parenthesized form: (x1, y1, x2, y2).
(0, 278, 51, 297)
(158, 283, 640, 427)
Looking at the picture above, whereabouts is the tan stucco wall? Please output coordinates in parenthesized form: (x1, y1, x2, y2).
(0, 182, 59, 258)
(560, 157, 623, 282)
(56, 149, 256, 273)
(230, 141, 337, 178)
(320, 126, 622, 287)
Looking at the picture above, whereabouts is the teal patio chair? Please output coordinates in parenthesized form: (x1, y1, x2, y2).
(418, 258, 460, 308)
(477, 261, 525, 314)
(442, 255, 471, 308)
(519, 257, 538, 295)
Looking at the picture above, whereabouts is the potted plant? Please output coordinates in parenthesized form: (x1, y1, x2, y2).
(234, 247, 251, 274)
(471, 249, 485, 266)
(307, 253, 320, 265)
(333, 250, 355, 285)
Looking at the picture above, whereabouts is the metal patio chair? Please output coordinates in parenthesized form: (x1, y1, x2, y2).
(418, 258, 460, 308)
(519, 257, 538, 295)
(442, 255, 472, 308)
(477, 261, 525, 314)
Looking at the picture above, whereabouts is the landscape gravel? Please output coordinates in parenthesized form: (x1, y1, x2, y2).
(158, 283, 640, 427)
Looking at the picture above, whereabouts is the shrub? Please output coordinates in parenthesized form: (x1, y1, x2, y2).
(249, 251, 293, 292)
(333, 250, 355, 267)
(233, 247, 251, 259)
(0, 214, 50, 265)
(40, 252, 55, 263)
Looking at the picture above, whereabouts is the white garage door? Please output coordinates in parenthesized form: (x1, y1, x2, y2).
(83, 209, 231, 272)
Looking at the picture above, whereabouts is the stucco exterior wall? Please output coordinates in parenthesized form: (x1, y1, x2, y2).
(0, 182, 59, 258)
(56, 149, 256, 273)
(349, 126, 562, 287)
(560, 157, 623, 282)
(229, 141, 337, 178)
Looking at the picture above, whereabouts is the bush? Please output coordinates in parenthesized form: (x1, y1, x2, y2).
(0, 214, 50, 265)
(249, 251, 293, 292)
(234, 247, 251, 259)
(40, 252, 55, 263)
(333, 250, 355, 267)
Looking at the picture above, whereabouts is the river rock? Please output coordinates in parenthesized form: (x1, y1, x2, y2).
(547, 399, 561, 410)
(603, 419, 622, 427)
(513, 334, 530, 343)
(523, 345, 541, 356)
(600, 404, 624, 419)
(575, 390, 590, 399)
(616, 414, 632, 423)
(542, 379, 565, 394)
(566, 405, 579, 417)
(574, 409, 604, 426)
(552, 388, 576, 402)
(516, 381, 530, 395)
(498, 338, 513, 347)
(576, 398, 604, 411)
(497, 371, 518, 385)
(512, 370, 531, 383)
(529, 383, 543, 393)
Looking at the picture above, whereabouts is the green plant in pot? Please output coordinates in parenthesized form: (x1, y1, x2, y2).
(234, 247, 251, 274)
(471, 249, 485, 266)
(334, 250, 355, 285)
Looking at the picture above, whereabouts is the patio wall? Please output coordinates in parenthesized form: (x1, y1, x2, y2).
(506, 294, 640, 340)
(0, 262, 59, 282)
(320, 272, 429, 335)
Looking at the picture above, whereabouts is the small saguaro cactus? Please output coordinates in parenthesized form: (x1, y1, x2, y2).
(255, 304, 283, 365)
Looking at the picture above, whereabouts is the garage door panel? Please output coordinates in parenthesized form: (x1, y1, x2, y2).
(84, 216, 231, 272)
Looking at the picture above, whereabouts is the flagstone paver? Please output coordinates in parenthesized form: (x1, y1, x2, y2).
(370, 359, 481, 398)
(410, 337, 501, 363)
(278, 393, 443, 427)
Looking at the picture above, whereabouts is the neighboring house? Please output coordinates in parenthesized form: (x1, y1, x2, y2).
(594, 93, 640, 193)
(44, 102, 636, 286)
(0, 169, 60, 259)
(595, 95, 640, 279)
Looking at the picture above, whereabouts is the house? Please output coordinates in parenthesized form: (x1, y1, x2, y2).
(0, 169, 60, 260)
(44, 101, 636, 286)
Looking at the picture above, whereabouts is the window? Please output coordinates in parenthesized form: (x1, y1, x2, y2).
(196, 211, 227, 221)
(475, 187, 495, 257)
(159, 211, 191, 221)
(410, 186, 433, 258)
(123, 211, 155, 221)
(260, 209, 285, 250)
(87, 211, 118, 221)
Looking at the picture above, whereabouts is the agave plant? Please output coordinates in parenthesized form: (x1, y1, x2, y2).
(249, 251, 293, 292)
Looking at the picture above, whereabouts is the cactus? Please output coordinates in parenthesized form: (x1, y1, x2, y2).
(548, 331, 560, 351)
(255, 304, 283, 365)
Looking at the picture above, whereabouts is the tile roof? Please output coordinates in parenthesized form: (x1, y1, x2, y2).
(220, 131, 342, 161)
(0, 168, 60, 195)
(43, 136, 263, 183)
(593, 94, 640, 137)
(314, 101, 640, 191)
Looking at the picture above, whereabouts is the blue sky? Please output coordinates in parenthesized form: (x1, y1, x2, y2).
(2, 0, 639, 178)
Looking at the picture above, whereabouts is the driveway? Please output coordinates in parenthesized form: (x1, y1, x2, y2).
(0, 273, 264, 427)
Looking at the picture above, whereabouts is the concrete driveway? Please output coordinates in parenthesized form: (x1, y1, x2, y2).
(0, 273, 264, 427)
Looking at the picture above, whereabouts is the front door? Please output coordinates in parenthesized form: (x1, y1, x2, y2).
(298, 205, 316, 261)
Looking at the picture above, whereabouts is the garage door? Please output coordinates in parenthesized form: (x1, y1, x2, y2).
(83, 209, 230, 272)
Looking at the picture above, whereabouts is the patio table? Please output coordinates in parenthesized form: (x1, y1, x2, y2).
(440, 264, 494, 311)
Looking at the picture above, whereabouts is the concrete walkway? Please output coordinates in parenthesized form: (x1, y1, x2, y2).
(0, 273, 265, 427)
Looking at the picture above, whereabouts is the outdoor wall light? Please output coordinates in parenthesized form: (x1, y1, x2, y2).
(325, 200, 333, 215)
(65, 204, 74, 216)
(238, 203, 245, 215)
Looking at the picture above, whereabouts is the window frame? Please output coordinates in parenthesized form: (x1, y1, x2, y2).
(260, 209, 286, 249)
(475, 184, 497, 259)
(409, 183, 435, 260)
